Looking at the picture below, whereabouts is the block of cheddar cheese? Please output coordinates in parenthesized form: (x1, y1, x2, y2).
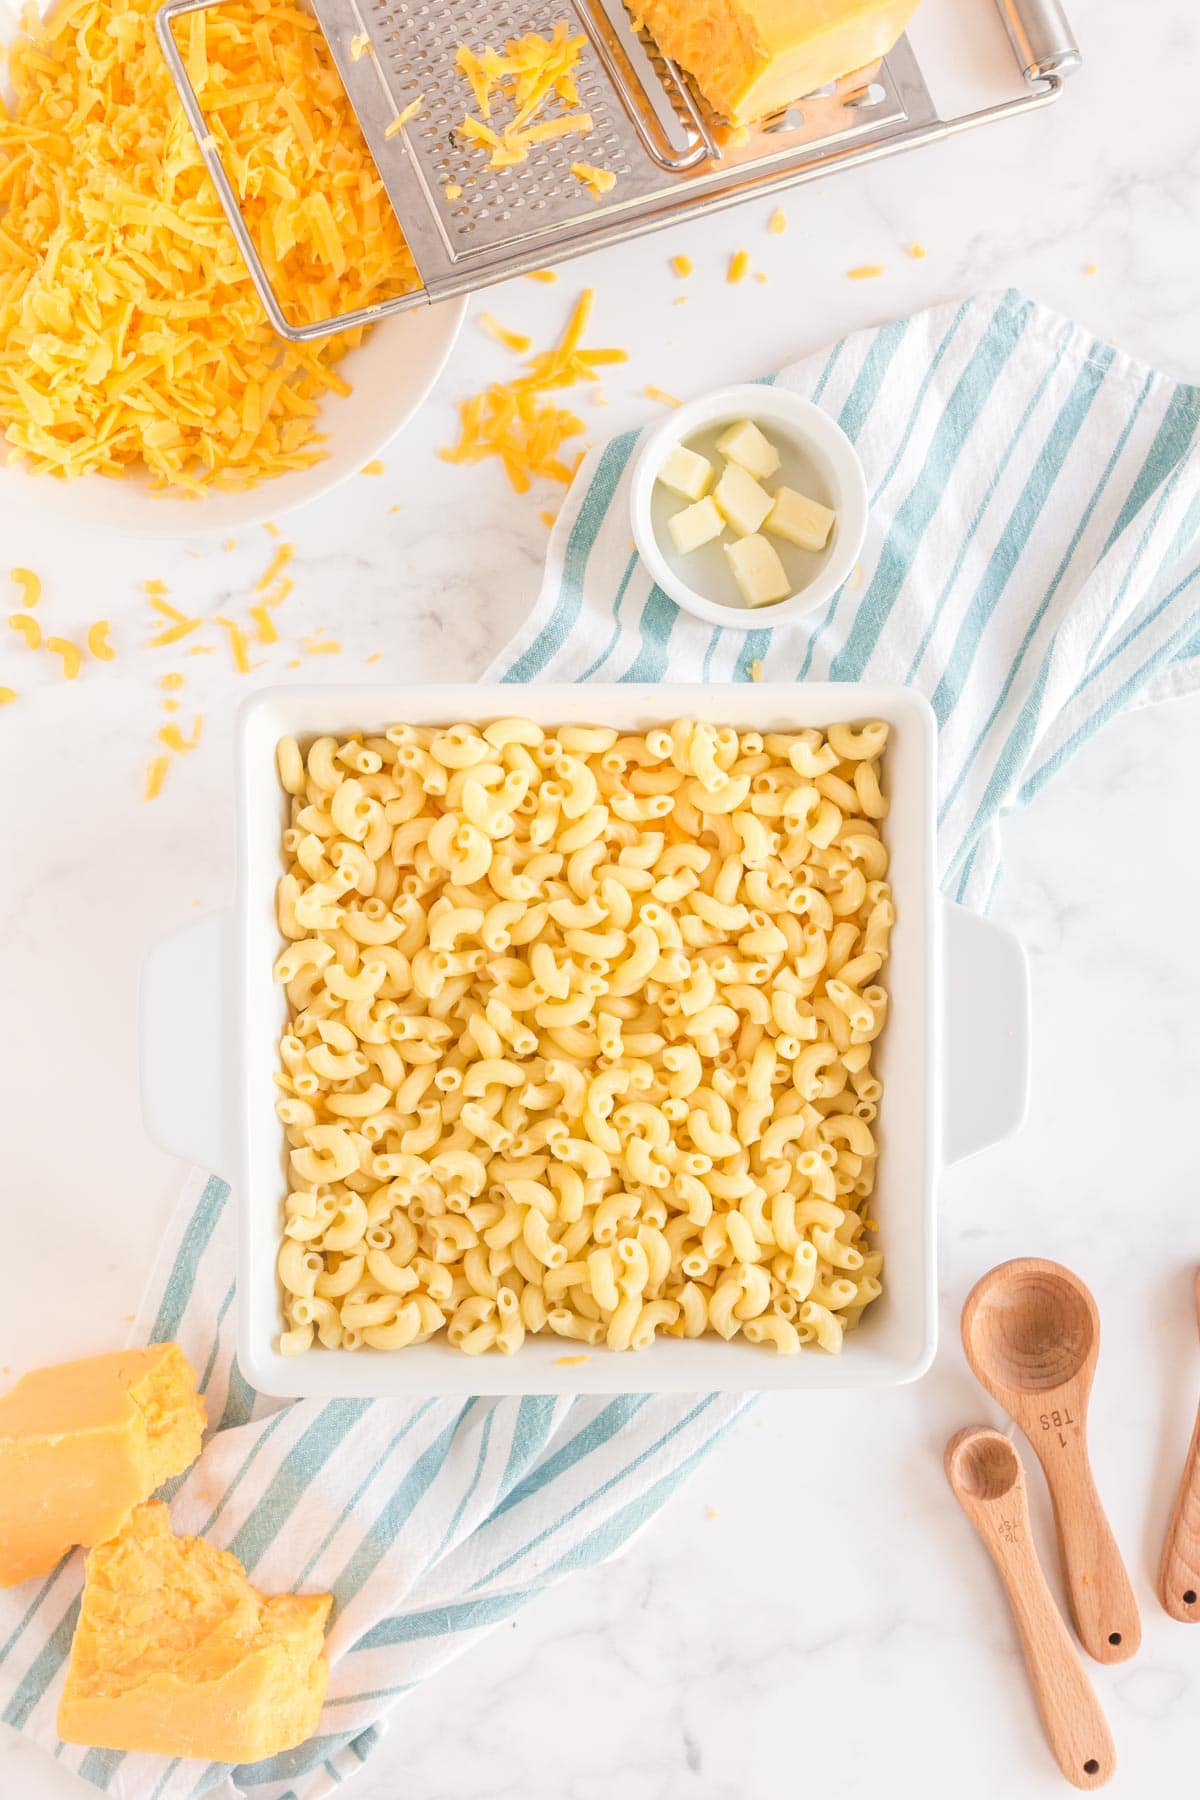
(634, 0, 924, 126)
(58, 1502, 333, 1764)
(0, 1345, 205, 1587)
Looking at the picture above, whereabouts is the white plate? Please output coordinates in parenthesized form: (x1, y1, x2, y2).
(141, 682, 1030, 1397)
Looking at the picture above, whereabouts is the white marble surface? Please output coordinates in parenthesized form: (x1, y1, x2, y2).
(4, 0, 1200, 1792)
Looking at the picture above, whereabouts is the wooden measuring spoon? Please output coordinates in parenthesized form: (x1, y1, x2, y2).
(1158, 1269, 1200, 1621)
(946, 1427, 1116, 1789)
(962, 1258, 1140, 1664)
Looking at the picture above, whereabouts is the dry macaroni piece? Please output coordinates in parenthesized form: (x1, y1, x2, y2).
(272, 719, 893, 1358)
(0, 0, 420, 492)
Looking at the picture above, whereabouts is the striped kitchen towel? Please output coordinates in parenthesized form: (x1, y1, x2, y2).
(493, 287, 1200, 910)
(4, 285, 1200, 1800)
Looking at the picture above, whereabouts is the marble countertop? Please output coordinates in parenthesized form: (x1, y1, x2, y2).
(4, 0, 1200, 1792)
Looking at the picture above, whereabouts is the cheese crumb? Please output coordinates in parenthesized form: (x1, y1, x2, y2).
(444, 183, 463, 200)
(644, 384, 682, 408)
(0, 688, 17, 705)
(159, 673, 185, 691)
(364, 652, 383, 664)
(747, 658, 764, 681)
(554, 1354, 590, 1366)
(526, 269, 558, 282)
(847, 264, 885, 280)
(303, 634, 342, 655)
(158, 718, 203, 753)
(257, 546, 294, 592)
(727, 249, 751, 283)
(571, 161, 616, 198)
(349, 31, 371, 60)
(1084, 261, 1098, 276)
(908, 241, 926, 259)
(359, 460, 385, 476)
(144, 757, 170, 801)
(540, 510, 557, 528)
(670, 254, 693, 278)
(86, 621, 116, 661)
(217, 619, 252, 674)
(480, 313, 534, 354)
(385, 93, 425, 137)
(768, 209, 787, 235)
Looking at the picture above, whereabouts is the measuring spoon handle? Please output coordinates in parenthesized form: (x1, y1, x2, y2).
(984, 1526, 1116, 1790)
(1158, 1387, 1200, 1621)
(1036, 1429, 1140, 1662)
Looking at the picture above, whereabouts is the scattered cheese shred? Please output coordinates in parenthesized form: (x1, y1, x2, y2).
(360, 460, 385, 476)
(670, 254, 693, 278)
(159, 673, 185, 691)
(480, 313, 533, 355)
(9, 568, 40, 609)
(144, 757, 170, 801)
(162, 698, 180, 715)
(0, 0, 421, 491)
(248, 603, 279, 644)
(224, 539, 237, 552)
(144, 581, 171, 600)
(86, 621, 116, 661)
(349, 31, 371, 60)
(454, 23, 591, 169)
(45, 636, 82, 679)
(526, 269, 557, 282)
(908, 241, 926, 259)
(768, 209, 787, 235)
(364, 651, 383, 664)
(644, 385, 681, 407)
(263, 522, 281, 539)
(384, 93, 425, 137)
(847, 264, 885, 280)
(444, 183, 463, 201)
(0, 688, 16, 706)
(1084, 261, 1098, 276)
(571, 161, 616, 198)
(7, 612, 40, 649)
(747, 658, 763, 681)
(187, 644, 215, 656)
(303, 634, 342, 655)
(441, 288, 625, 495)
(540, 510, 556, 528)
(217, 618, 252, 673)
(256, 545, 294, 592)
(755, 271, 769, 284)
(727, 249, 751, 284)
(148, 618, 202, 648)
(158, 717, 204, 753)
(554, 1354, 590, 1366)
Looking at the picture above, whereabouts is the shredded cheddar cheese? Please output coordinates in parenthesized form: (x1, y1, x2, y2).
(908, 241, 926, 259)
(158, 717, 203, 753)
(86, 621, 115, 661)
(454, 24, 593, 169)
(384, 93, 425, 137)
(148, 618, 202, 648)
(349, 32, 370, 60)
(747, 658, 763, 681)
(553, 1354, 590, 1366)
(0, 0, 421, 492)
(303, 633, 341, 655)
(0, 687, 16, 706)
(144, 756, 171, 801)
(441, 289, 626, 495)
(571, 161, 616, 198)
(8, 612, 40, 649)
(479, 313, 533, 355)
(159, 673, 185, 691)
(768, 209, 787, 235)
(539, 509, 556, 528)
(45, 636, 81, 679)
(670, 254, 693, 278)
(257, 545, 294, 591)
(727, 249, 751, 283)
(359, 460, 385, 476)
(9, 569, 40, 608)
(644, 385, 681, 407)
(249, 603, 279, 643)
(364, 651, 383, 664)
(847, 264, 885, 280)
(217, 618, 253, 673)
(526, 269, 557, 282)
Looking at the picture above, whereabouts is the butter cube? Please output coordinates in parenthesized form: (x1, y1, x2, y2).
(0, 1345, 205, 1587)
(765, 484, 836, 552)
(58, 1502, 332, 1762)
(668, 495, 724, 554)
(714, 462, 773, 536)
(657, 443, 713, 501)
(715, 419, 781, 481)
(725, 533, 791, 607)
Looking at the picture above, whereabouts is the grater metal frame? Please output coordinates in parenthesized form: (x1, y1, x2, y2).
(155, 0, 1080, 344)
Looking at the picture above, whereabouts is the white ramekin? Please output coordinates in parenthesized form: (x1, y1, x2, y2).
(629, 383, 869, 631)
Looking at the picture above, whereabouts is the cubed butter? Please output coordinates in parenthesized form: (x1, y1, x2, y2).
(58, 1502, 333, 1763)
(714, 462, 773, 536)
(725, 533, 791, 607)
(667, 494, 724, 554)
(633, 0, 924, 126)
(0, 1345, 205, 1587)
(715, 419, 780, 481)
(657, 443, 713, 501)
(765, 484, 836, 552)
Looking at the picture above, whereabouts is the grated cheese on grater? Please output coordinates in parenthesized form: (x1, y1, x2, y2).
(454, 23, 594, 170)
(0, 0, 421, 492)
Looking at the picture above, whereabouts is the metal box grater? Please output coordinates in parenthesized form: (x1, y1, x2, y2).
(157, 0, 1080, 343)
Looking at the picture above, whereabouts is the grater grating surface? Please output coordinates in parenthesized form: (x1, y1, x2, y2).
(156, 0, 1079, 341)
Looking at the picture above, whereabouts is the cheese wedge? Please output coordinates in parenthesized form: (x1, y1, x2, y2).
(632, 0, 924, 126)
(668, 495, 725, 553)
(725, 533, 791, 606)
(0, 1346, 205, 1587)
(715, 419, 780, 481)
(765, 484, 837, 551)
(714, 462, 773, 536)
(58, 1502, 333, 1763)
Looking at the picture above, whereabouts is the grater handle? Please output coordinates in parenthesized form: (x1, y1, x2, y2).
(155, 0, 428, 344)
(995, 0, 1081, 83)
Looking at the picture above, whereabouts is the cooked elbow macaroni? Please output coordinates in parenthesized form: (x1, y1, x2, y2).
(273, 718, 892, 1357)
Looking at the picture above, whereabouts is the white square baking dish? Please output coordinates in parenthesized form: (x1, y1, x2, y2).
(141, 683, 1029, 1396)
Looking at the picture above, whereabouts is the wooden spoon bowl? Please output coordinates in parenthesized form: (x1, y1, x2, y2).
(962, 1259, 1140, 1664)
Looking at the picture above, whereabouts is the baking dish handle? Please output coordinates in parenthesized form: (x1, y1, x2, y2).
(140, 910, 233, 1179)
(941, 901, 1030, 1166)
